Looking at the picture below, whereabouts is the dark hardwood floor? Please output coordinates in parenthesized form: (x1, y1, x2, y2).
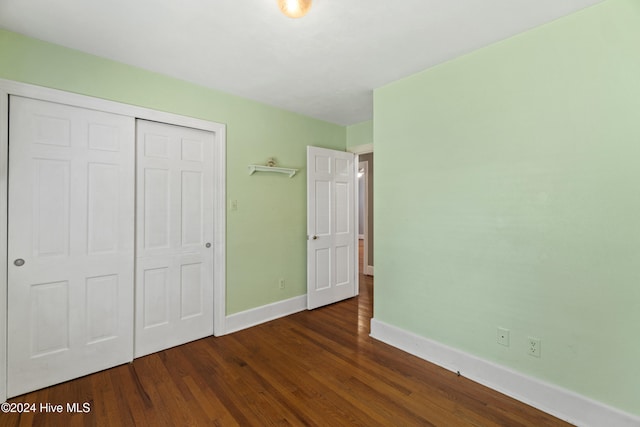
(1, 242, 572, 426)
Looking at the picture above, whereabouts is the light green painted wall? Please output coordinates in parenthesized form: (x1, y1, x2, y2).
(374, 0, 640, 416)
(346, 120, 373, 149)
(0, 29, 346, 314)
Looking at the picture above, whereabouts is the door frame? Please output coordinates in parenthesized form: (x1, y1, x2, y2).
(0, 79, 227, 402)
(358, 160, 369, 275)
(349, 144, 373, 276)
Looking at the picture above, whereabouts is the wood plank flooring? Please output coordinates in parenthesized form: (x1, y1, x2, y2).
(1, 243, 572, 426)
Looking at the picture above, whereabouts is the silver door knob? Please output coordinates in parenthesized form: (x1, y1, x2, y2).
(14, 258, 25, 267)
(205, 242, 212, 248)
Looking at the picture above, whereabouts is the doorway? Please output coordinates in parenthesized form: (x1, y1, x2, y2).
(356, 151, 374, 325)
(357, 153, 373, 277)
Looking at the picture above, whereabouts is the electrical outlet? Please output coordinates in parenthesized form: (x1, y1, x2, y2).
(497, 328, 510, 347)
(278, 278, 285, 289)
(528, 337, 541, 358)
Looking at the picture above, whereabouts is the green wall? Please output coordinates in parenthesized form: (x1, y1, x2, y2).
(0, 29, 346, 314)
(374, 0, 640, 416)
(346, 120, 373, 149)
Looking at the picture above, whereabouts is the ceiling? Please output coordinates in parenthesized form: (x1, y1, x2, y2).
(0, 0, 603, 126)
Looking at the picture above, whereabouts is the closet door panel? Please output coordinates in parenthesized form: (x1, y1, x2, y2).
(135, 119, 214, 358)
(7, 96, 134, 397)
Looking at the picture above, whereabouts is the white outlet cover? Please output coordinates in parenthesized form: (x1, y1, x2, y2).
(528, 337, 541, 357)
(497, 328, 510, 347)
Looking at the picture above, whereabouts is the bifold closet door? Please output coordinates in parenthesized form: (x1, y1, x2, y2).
(7, 96, 135, 397)
(135, 120, 214, 358)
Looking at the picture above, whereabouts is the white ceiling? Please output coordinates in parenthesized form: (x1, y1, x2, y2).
(0, 0, 603, 126)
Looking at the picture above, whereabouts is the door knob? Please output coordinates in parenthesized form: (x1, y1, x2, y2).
(205, 242, 212, 248)
(312, 235, 318, 240)
(14, 258, 25, 267)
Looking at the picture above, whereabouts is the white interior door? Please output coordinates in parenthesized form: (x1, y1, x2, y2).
(307, 146, 358, 309)
(135, 120, 214, 357)
(7, 96, 135, 397)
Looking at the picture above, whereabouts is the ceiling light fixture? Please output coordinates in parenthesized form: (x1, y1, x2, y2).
(277, 0, 312, 19)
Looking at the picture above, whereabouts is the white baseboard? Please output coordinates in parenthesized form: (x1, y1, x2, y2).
(370, 319, 639, 427)
(224, 295, 307, 335)
(365, 265, 374, 276)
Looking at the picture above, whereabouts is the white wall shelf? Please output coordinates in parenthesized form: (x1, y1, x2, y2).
(248, 164, 298, 178)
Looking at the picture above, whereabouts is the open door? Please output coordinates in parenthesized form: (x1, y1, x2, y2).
(307, 146, 358, 309)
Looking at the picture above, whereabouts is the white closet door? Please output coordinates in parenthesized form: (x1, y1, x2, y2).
(135, 120, 214, 357)
(7, 96, 135, 397)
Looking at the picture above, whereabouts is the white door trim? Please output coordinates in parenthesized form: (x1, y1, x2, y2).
(359, 161, 369, 276)
(0, 78, 227, 401)
(354, 146, 374, 277)
(0, 85, 8, 404)
(348, 143, 374, 155)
